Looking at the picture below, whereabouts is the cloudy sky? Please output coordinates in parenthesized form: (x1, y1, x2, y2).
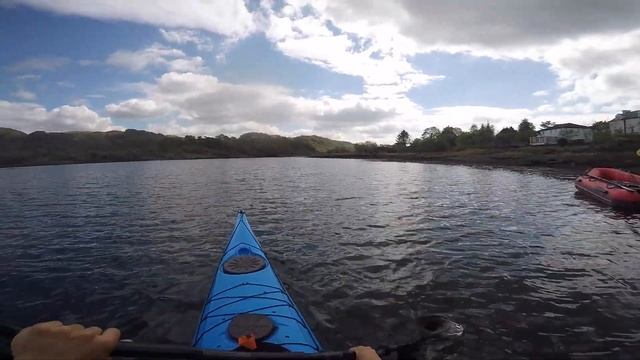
(1, 0, 639, 143)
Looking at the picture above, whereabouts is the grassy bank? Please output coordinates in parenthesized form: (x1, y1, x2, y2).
(318, 146, 640, 171)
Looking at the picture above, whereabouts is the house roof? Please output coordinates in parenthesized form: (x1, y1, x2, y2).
(609, 110, 640, 122)
(539, 123, 590, 132)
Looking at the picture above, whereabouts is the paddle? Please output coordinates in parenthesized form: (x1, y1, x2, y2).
(375, 315, 464, 358)
(0, 316, 462, 360)
(583, 173, 639, 192)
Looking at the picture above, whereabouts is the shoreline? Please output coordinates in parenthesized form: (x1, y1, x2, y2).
(315, 146, 640, 173)
(2, 146, 639, 174)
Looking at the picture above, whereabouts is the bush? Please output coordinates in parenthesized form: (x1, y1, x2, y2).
(558, 138, 569, 146)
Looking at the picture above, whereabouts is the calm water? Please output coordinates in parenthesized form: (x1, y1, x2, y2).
(1, 158, 640, 359)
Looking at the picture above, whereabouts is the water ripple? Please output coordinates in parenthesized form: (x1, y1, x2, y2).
(1, 159, 640, 359)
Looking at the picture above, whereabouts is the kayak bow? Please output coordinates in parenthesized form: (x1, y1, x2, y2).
(193, 211, 321, 353)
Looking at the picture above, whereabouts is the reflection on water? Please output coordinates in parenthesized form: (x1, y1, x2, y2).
(1, 158, 640, 359)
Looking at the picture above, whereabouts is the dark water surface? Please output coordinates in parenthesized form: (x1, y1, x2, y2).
(2, 158, 640, 359)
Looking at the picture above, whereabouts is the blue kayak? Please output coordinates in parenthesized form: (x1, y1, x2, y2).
(193, 211, 322, 352)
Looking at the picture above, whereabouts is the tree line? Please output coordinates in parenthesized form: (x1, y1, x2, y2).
(355, 118, 632, 154)
(355, 119, 540, 153)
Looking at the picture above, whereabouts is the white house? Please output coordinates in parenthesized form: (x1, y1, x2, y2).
(609, 110, 640, 135)
(530, 123, 593, 146)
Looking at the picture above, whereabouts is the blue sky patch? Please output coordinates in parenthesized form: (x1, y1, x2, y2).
(409, 52, 558, 109)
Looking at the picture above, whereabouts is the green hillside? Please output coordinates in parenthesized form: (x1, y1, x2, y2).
(0, 128, 354, 167)
(0, 128, 27, 138)
(293, 135, 354, 153)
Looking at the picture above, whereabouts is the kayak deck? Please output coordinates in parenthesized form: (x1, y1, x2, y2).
(193, 211, 321, 352)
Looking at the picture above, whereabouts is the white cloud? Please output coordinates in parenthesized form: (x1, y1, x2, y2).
(105, 71, 408, 141)
(0, 100, 120, 133)
(56, 81, 75, 88)
(159, 29, 213, 51)
(8, 0, 256, 40)
(536, 104, 555, 113)
(167, 56, 205, 73)
(102, 70, 618, 143)
(260, 3, 442, 98)
(6, 56, 69, 72)
(302, 0, 640, 126)
(70, 98, 88, 106)
(546, 30, 640, 112)
(106, 99, 170, 118)
(16, 74, 41, 81)
(323, 0, 640, 51)
(12, 89, 37, 101)
(106, 43, 204, 72)
(144, 72, 310, 127)
(78, 59, 99, 66)
(5, 0, 638, 142)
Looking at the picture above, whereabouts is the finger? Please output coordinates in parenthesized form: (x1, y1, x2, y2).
(94, 328, 121, 350)
(350, 346, 377, 357)
(32, 321, 63, 331)
(349, 346, 365, 357)
(62, 323, 85, 335)
(84, 326, 103, 337)
(71, 326, 103, 339)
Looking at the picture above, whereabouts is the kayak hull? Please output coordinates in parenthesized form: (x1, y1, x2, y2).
(193, 211, 321, 352)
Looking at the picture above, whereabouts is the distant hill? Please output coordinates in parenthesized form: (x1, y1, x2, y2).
(293, 135, 354, 153)
(0, 127, 27, 138)
(0, 128, 354, 167)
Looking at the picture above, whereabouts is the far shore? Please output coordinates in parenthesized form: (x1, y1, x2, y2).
(315, 146, 640, 173)
(3, 128, 639, 172)
(3, 146, 639, 175)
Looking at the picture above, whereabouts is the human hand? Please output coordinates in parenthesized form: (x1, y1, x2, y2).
(350, 346, 382, 360)
(11, 321, 121, 360)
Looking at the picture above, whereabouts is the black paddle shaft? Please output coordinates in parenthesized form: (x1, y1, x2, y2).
(1, 315, 463, 360)
(113, 342, 356, 360)
(0, 326, 356, 360)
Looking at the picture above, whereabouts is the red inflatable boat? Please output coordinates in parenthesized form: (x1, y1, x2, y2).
(575, 168, 640, 209)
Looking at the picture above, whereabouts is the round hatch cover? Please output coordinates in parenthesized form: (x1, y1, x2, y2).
(228, 314, 274, 340)
(223, 255, 266, 274)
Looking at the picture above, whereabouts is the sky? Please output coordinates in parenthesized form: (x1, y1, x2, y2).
(1, 0, 640, 143)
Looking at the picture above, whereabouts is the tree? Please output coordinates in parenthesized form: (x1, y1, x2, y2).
(592, 120, 612, 144)
(421, 126, 440, 140)
(439, 126, 461, 149)
(395, 130, 410, 148)
(495, 127, 518, 147)
(518, 118, 536, 133)
(592, 120, 609, 132)
(354, 141, 379, 154)
(477, 123, 495, 146)
(457, 123, 494, 148)
(540, 120, 556, 129)
(517, 118, 536, 144)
